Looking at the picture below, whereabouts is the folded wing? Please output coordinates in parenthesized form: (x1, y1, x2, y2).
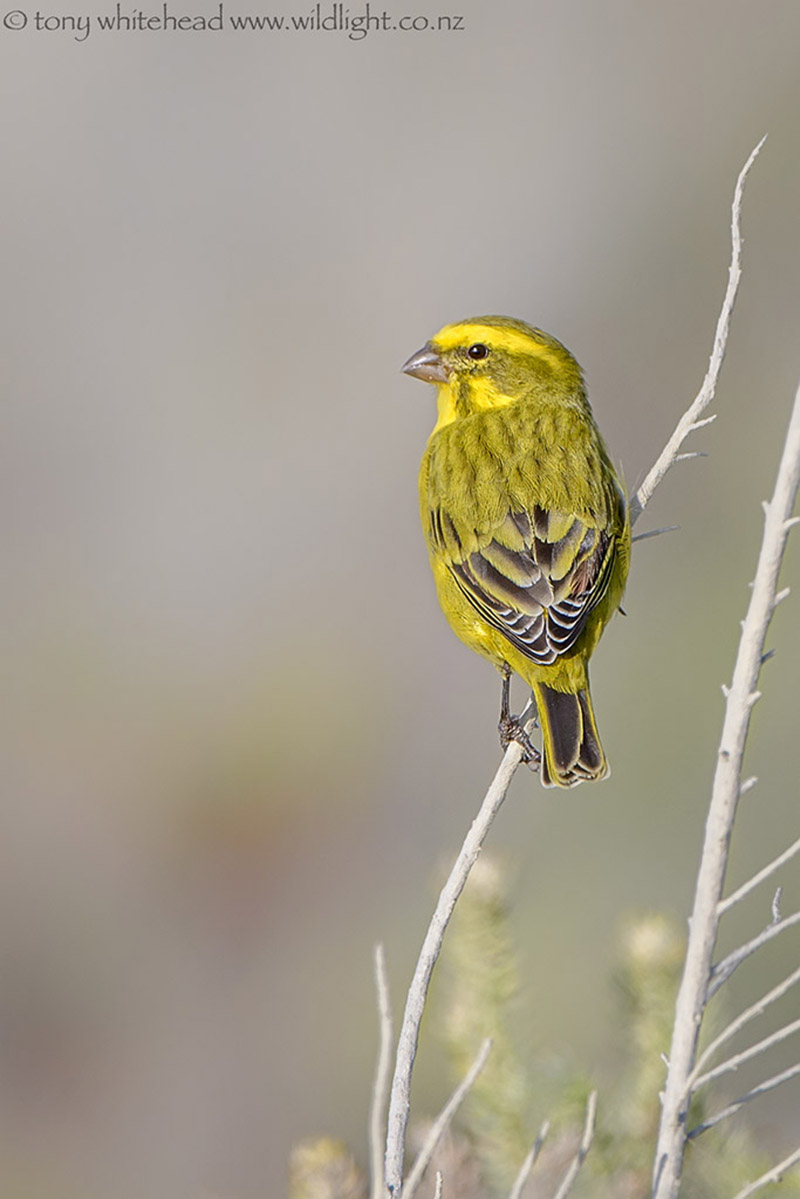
(431, 504, 617, 666)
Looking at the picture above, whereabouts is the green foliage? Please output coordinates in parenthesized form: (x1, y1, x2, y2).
(436, 855, 537, 1191)
(288, 1137, 366, 1199)
(288, 861, 800, 1198)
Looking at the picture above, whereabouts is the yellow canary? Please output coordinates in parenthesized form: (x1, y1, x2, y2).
(403, 317, 630, 787)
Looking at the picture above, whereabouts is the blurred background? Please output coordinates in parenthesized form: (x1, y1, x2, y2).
(1, 1, 800, 1194)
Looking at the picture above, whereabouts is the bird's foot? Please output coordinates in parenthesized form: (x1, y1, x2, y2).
(498, 713, 541, 769)
(498, 667, 541, 771)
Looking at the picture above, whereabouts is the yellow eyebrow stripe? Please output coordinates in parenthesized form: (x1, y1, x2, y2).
(432, 322, 564, 372)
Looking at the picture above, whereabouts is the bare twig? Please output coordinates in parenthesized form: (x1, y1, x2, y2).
(433, 1172, 443, 1199)
(732, 1145, 800, 1199)
(718, 834, 800, 915)
(691, 961, 800, 1085)
(688, 1061, 800, 1138)
(631, 525, 680, 543)
(371, 944, 394, 1199)
(508, 1120, 551, 1199)
(630, 135, 765, 526)
(383, 744, 522, 1195)
(692, 1016, 800, 1091)
(552, 1092, 598, 1199)
(403, 1039, 492, 1199)
(651, 382, 800, 1191)
(772, 887, 783, 923)
(707, 908, 800, 997)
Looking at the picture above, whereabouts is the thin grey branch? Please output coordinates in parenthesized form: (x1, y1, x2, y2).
(508, 1120, 551, 1199)
(692, 1016, 800, 1091)
(631, 525, 680, 544)
(688, 1061, 800, 1139)
(708, 908, 800, 998)
(718, 834, 800, 915)
(652, 313, 800, 1196)
(630, 135, 765, 526)
(552, 1092, 597, 1199)
(402, 1038, 492, 1199)
(433, 1172, 443, 1199)
(772, 886, 783, 923)
(691, 961, 800, 1084)
(383, 744, 522, 1195)
(371, 944, 394, 1199)
(732, 1146, 800, 1199)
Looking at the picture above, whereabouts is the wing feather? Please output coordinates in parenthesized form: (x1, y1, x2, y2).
(436, 503, 618, 666)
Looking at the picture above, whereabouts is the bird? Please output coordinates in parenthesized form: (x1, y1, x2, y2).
(403, 316, 630, 788)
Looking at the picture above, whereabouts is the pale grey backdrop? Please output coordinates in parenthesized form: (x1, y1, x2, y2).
(2, 1, 800, 1194)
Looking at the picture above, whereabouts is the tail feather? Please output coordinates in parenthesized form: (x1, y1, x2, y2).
(533, 681, 609, 788)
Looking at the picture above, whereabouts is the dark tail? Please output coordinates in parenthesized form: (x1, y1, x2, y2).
(532, 681, 609, 788)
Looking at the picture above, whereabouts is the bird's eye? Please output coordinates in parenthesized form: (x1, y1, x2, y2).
(467, 343, 489, 360)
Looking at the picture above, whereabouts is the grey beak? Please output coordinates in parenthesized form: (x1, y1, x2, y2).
(401, 342, 449, 384)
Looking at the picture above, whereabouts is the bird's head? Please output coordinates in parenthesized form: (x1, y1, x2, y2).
(402, 316, 584, 430)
